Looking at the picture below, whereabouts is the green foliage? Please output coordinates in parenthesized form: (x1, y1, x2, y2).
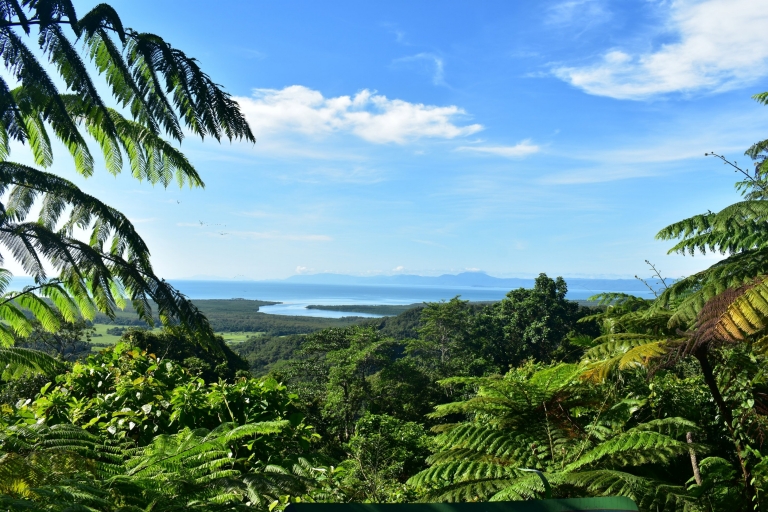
(408, 363, 695, 508)
(2, 343, 306, 447)
(580, 293, 674, 338)
(280, 327, 398, 451)
(408, 297, 485, 377)
(0, 421, 318, 510)
(0, 342, 324, 510)
(16, 313, 94, 361)
(233, 334, 305, 376)
(362, 305, 425, 340)
(476, 274, 599, 371)
(123, 327, 250, 382)
(0, 346, 62, 380)
(339, 413, 431, 503)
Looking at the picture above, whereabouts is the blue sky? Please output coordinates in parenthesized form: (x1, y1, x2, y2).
(13, 0, 768, 280)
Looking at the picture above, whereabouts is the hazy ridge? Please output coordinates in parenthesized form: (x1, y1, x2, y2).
(283, 271, 655, 291)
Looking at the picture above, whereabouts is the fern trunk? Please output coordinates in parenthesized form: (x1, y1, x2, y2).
(694, 347, 757, 504)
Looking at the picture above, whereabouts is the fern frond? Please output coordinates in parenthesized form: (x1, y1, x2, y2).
(565, 430, 690, 472)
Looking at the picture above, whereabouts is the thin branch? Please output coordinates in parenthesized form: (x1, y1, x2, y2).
(634, 275, 658, 298)
(634, 260, 669, 297)
(645, 259, 668, 290)
(706, 151, 768, 193)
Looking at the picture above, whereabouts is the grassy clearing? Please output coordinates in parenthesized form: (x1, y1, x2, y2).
(219, 331, 263, 344)
(90, 324, 128, 349)
(90, 324, 162, 349)
(89, 324, 262, 350)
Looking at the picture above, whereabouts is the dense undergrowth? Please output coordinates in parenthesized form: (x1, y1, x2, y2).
(6, 271, 768, 511)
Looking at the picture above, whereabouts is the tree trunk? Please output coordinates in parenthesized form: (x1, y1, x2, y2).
(687, 431, 702, 485)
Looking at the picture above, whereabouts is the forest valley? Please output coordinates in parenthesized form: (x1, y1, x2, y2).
(2, 1, 768, 510)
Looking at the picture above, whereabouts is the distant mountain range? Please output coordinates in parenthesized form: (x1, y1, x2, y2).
(282, 272, 659, 292)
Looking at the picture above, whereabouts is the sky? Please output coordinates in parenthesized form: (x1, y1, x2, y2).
(9, 0, 768, 280)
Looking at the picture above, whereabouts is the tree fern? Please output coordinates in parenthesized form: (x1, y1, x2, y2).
(0, 0, 256, 351)
(0, 421, 319, 510)
(653, 96, 768, 327)
(409, 364, 698, 507)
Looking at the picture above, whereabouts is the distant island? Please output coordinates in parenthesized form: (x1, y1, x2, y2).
(282, 271, 657, 293)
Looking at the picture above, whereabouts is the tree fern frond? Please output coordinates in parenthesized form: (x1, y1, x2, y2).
(583, 334, 667, 360)
(0, 347, 63, 377)
(565, 430, 690, 472)
(654, 247, 768, 327)
(489, 473, 548, 501)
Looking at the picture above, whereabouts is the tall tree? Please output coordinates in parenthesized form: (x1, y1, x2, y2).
(476, 273, 592, 371)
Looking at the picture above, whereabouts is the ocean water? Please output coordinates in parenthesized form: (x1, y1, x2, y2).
(8, 277, 654, 318)
(172, 281, 516, 318)
(167, 280, 653, 318)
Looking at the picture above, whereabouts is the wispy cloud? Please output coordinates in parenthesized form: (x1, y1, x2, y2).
(540, 165, 660, 185)
(456, 140, 540, 158)
(235, 86, 482, 144)
(552, 0, 768, 99)
(236, 47, 266, 60)
(231, 231, 332, 241)
(540, 112, 763, 184)
(412, 239, 447, 248)
(545, 0, 610, 27)
(393, 53, 446, 85)
(281, 166, 387, 185)
(381, 23, 408, 44)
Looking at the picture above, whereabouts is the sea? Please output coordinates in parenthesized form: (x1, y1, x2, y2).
(167, 280, 654, 318)
(8, 277, 655, 319)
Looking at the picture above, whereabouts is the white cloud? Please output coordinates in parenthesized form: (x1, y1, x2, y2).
(392, 265, 405, 272)
(552, 0, 768, 99)
(235, 86, 482, 143)
(456, 140, 540, 158)
(296, 266, 313, 274)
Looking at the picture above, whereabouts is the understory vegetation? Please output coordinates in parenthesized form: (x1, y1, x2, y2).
(3, 0, 768, 510)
